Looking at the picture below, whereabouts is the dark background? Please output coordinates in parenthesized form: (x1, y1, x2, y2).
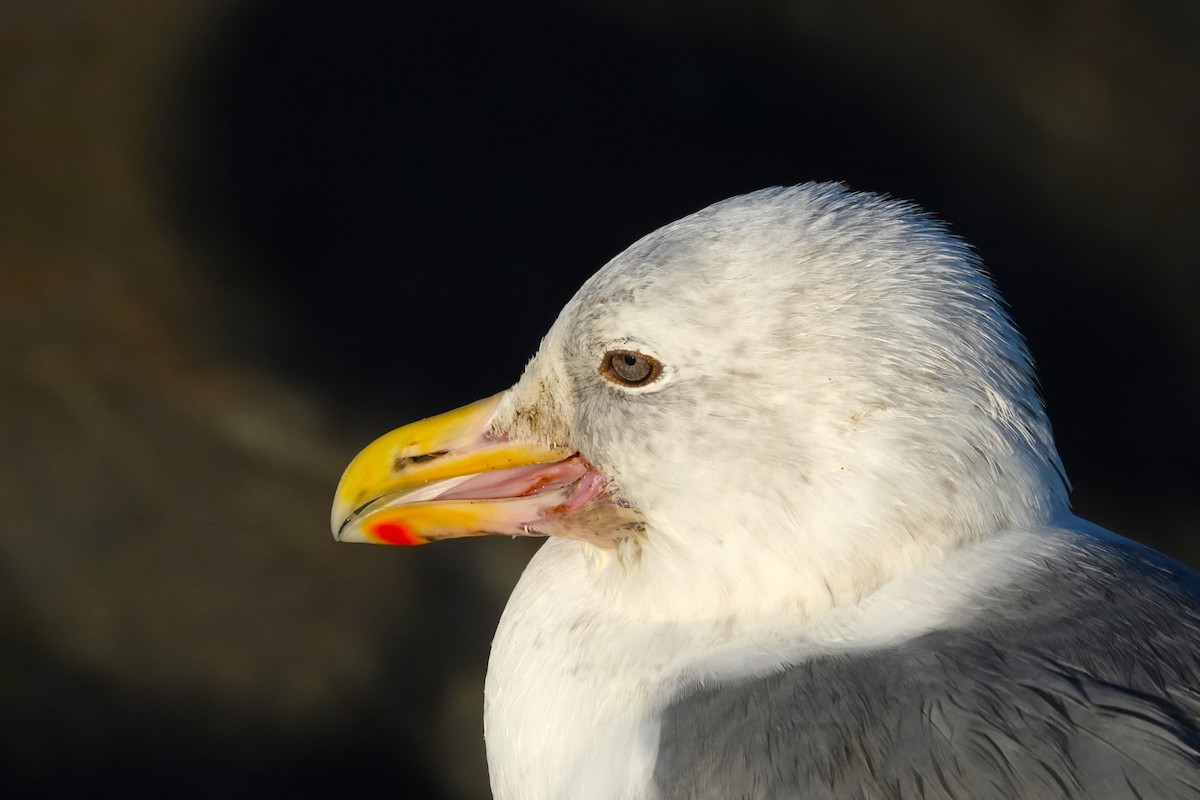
(2, 1, 1197, 797)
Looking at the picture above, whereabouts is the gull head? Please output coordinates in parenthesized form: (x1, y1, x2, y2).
(332, 184, 1069, 618)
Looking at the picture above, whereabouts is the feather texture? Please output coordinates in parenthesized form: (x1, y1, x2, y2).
(656, 530, 1200, 799)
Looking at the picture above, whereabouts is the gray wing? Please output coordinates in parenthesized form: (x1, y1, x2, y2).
(654, 533, 1200, 800)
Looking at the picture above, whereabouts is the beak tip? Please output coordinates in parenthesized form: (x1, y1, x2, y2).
(330, 504, 350, 541)
(334, 518, 428, 546)
(333, 520, 370, 544)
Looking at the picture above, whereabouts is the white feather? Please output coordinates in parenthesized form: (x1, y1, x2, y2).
(482, 184, 1073, 799)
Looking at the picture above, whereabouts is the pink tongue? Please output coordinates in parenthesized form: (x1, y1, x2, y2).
(433, 454, 592, 502)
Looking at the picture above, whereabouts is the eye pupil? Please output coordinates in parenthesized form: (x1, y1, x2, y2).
(600, 350, 662, 387)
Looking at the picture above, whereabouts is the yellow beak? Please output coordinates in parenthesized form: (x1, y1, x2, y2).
(331, 393, 601, 545)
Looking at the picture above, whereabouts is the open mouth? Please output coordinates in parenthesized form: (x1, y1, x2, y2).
(331, 393, 628, 546)
(338, 452, 608, 545)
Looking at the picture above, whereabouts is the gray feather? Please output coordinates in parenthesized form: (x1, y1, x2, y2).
(654, 531, 1200, 799)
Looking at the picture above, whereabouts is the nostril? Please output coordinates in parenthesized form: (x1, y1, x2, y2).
(393, 449, 450, 471)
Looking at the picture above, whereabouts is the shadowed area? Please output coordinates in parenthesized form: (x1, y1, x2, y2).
(1, 1, 1197, 796)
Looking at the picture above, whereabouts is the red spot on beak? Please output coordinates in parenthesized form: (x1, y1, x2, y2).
(371, 521, 424, 546)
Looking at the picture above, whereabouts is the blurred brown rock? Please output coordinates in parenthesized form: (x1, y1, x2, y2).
(0, 3, 524, 796)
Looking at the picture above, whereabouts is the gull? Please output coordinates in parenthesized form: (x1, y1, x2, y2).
(331, 184, 1200, 799)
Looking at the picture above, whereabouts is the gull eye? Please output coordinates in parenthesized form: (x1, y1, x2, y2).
(600, 350, 663, 388)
